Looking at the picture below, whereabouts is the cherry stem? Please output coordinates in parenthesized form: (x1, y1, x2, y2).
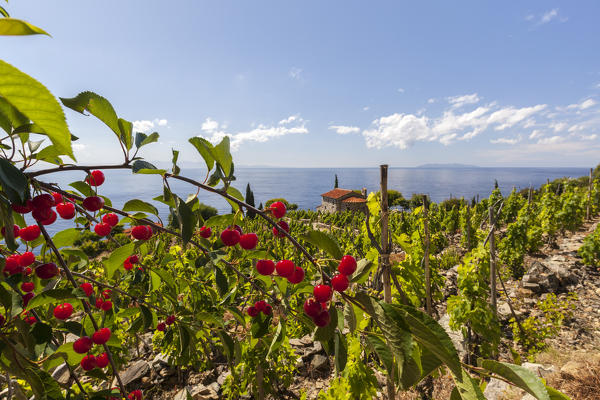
(37, 223, 127, 396)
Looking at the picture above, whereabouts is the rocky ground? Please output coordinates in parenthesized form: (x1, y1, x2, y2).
(9, 217, 598, 400)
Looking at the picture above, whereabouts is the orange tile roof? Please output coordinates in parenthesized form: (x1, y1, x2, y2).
(342, 197, 367, 203)
(321, 188, 353, 199)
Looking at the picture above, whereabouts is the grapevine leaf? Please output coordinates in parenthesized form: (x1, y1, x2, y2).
(300, 230, 343, 259)
(0, 18, 49, 36)
(480, 359, 551, 400)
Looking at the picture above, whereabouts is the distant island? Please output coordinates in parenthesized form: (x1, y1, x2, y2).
(416, 163, 480, 169)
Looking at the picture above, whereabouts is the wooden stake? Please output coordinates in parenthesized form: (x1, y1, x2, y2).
(465, 204, 472, 250)
(380, 165, 391, 303)
(488, 206, 497, 318)
(423, 196, 432, 316)
(587, 168, 593, 221)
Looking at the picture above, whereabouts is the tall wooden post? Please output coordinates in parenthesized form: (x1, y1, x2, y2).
(465, 204, 472, 250)
(423, 196, 432, 316)
(380, 165, 394, 400)
(587, 168, 593, 221)
(488, 207, 497, 317)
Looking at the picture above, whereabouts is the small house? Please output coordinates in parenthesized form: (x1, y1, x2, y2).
(317, 188, 367, 213)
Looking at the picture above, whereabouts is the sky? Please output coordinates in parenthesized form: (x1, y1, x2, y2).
(2, 1, 600, 168)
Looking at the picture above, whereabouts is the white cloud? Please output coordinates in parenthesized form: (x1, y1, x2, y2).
(580, 134, 598, 141)
(329, 125, 360, 135)
(397, 88, 405, 93)
(537, 135, 565, 145)
(133, 118, 168, 133)
(279, 115, 299, 125)
(197, 116, 307, 150)
(567, 98, 597, 110)
(490, 136, 522, 145)
(540, 8, 559, 24)
(549, 122, 568, 132)
(288, 67, 303, 80)
(447, 93, 480, 109)
(362, 106, 370, 111)
(363, 113, 431, 149)
(527, 8, 567, 27)
(487, 104, 547, 130)
(529, 130, 544, 139)
(525, 14, 535, 21)
(427, 98, 436, 104)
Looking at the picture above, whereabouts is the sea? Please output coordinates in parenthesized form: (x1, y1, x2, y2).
(34, 166, 589, 233)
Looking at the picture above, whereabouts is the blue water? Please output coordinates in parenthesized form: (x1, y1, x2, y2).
(31, 166, 588, 233)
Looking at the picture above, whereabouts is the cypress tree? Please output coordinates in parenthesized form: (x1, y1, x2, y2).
(245, 183, 256, 219)
(334, 174, 339, 188)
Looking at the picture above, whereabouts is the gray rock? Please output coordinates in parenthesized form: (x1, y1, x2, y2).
(438, 313, 467, 360)
(207, 382, 220, 394)
(483, 377, 510, 400)
(560, 360, 586, 377)
(217, 371, 230, 386)
(113, 360, 150, 386)
(521, 362, 555, 379)
(51, 363, 71, 385)
(311, 354, 329, 370)
(189, 383, 219, 400)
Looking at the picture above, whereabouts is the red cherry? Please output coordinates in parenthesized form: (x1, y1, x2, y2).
(95, 298, 104, 309)
(128, 255, 139, 264)
(303, 298, 322, 318)
(338, 255, 357, 276)
(19, 251, 35, 267)
(41, 210, 57, 225)
(94, 223, 111, 237)
(73, 336, 93, 354)
(101, 300, 113, 311)
(275, 260, 295, 277)
(1, 224, 20, 238)
(96, 352, 109, 368)
(272, 220, 290, 238)
(80, 283, 94, 297)
(56, 202, 76, 219)
(5, 255, 20, 270)
(263, 304, 273, 315)
(86, 170, 105, 186)
(24, 267, 32, 275)
(53, 303, 73, 320)
(313, 309, 331, 327)
(331, 274, 349, 292)
(128, 390, 143, 400)
(82, 196, 104, 212)
(156, 322, 166, 331)
(199, 226, 211, 238)
(92, 328, 111, 345)
(11, 200, 32, 214)
(256, 259, 275, 276)
(51, 192, 63, 204)
(22, 292, 34, 307)
(32, 194, 55, 209)
(102, 213, 119, 227)
(35, 263, 59, 279)
(254, 300, 267, 312)
(21, 282, 34, 293)
(131, 225, 149, 240)
(19, 225, 41, 242)
(269, 201, 287, 219)
(123, 260, 133, 270)
(220, 228, 241, 246)
(102, 289, 111, 299)
(231, 225, 243, 235)
(287, 267, 305, 284)
(239, 233, 258, 250)
(247, 306, 259, 317)
(143, 225, 153, 239)
(313, 285, 333, 303)
(32, 207, 52, 221)
(165, 315, 176, 325)
(80, 354, 97, 371)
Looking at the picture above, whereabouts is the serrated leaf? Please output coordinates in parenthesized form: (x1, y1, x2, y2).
(0, 18, 49, 36)
(343, 302, 357, 333)
(118, 118, 133, 150)
(60, 91, 120, 141)
(123, 199, 158, 216)
(351, 258, 374, 283)
(0, 62, 73, 156)
(211, 136, 232, 177)
(188, 136, 214, 172)
(103, 242, 135, 278)
(366, 332, 396, 379)
(481, 359, 551, 400)
(300, 230, 343, 259)
(69, 181, 94, 197)
(452, 369, 485, 399)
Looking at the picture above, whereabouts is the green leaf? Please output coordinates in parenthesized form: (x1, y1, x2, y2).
(366, 332, 396, 379)
(52, 228, 80, 248)
(225, 186, 243, 212)
(218, 331, 235, 362)
(452, 369, 485, 400)
(205, 213, 234, 229)
(0, 158, 28, 202)
(211, 136, 232, 177)
(69, 181, 94, 197)
(26, 288, 75, 310)
(314, 307, 338, 342)
(481, 360, 550, 400)
(214, 265, 228, 295)
(123, 199, 158, 216)
(118, 118, 133, 150)
(25, 367, 65, 400)
(103, 242, 135, 278)
(30, 322, 53, 344)
(60, 91, 120, 141)
(334, 330, 348, 372)
(267, 321, 286, 359)
(0, 18, 49, 36)
(0, 6, 9, 18)
(140, 304, 153, 331)
(0, 96, 28, 134)
(44, 342, 85, 370)
(136, 131, 159, 148)
(0, 62, 73, 157)
(176, 196, 196, 245)
(300, 230, 343, 259)
(188, 136, 214, 172)
(545, 386, 571, 400)
(132, 160, 165, 174)
(343, 302, 357, 333)
(251, 313, 272, 338)
(351, 258, 374, 283)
